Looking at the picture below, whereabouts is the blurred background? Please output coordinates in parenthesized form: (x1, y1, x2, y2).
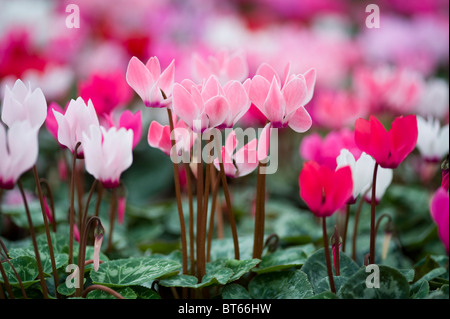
(0, 0, 449, 263)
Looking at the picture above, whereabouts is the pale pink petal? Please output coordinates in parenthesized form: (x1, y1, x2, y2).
(126, 57, 153, 104)
(203, 95, 228, 128)
(225, 51, 248, 82)
(258, 123, 272, 162)
(287, 106, 312, 133)
(158, 59, 175, 96)
(303, 68, 317, 105)
(249, 75, 271, 113)
(256, 63, 280, 85)
(145, 57, 162, 81)
(263, 78, 285, 125)
(172, 84, 199, 128)
(282, 76, 307, 116)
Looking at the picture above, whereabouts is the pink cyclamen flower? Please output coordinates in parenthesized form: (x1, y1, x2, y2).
(300, 128, 362, 170)
(148, 115, 195, 157)
(104, 110, 142, 149)
(93, 234, 103, 271)
(191, 50, 249, 84)
(52, 97, 100, 158)
(248, 63, 315, 133)
(126, 56, 175, 108)
(299, 161, 353, 217)
(172, 75, 245, 132)
(82, 125, 133, 188)
(213, 130, 259, 178)
(0, 121, 39, 189)
(43, 196, 53, 224)
(74, 224, 80, 243)
(430, 187, 449, 254)
(46, 102, 65, 142)
(1, 79, 47, 129)
(355, 115, 418, 169)
(79, 71, 132, 117)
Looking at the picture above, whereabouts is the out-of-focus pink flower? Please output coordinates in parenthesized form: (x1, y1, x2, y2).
(52, 97, 100, 158)
(74, 223, 80, 243)
(148, 115, 195, 157)
(46, 102, 65, 142)
(191, 50, 249, 84)
(43, 196, 53, 224)
(213, 130, 259, 178)
(126, 56, 175, 108)
(117, 196, 126, 225)
(299, 161, 353, 217)
(355, 115, 418, 169)
(0, 121, 39, 189)
(416, 116, 449, 162)
(311, 90, 368, 130)
(104, 110, 142, 149)
(93, 234, 103, 271)
(430, 187, 449, 254)
(1, 79, 47, 129)
(79, 71, 132, 117)
(82, 125, 133, 188)
(354, 66, 424, 115)
(248, 63, 315, 133)
(300, 128, 361, 170)
(58, 156, 68, 182)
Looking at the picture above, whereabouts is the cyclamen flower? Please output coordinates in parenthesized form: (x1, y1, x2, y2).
(82, 125, 133, 189)
(0, 121, 39, 189)
(148, 115, 196, 157)
(103, 110, 143, 149)
(191, 50, 249, 84)
(336, 149, 375, 204)
(126, 56, 175, 108)
(79, 71, 132, 117)
(53, 97, 100, 157)
(430, 187, 449, 254)
(172, 75, 248, 132)
(248, 63, 315, 133)
(213, 130, 259, 178)
(416, 116, 449, 162)
(355, 115, 418, 169)
(299, 161, 353, 217)
(1, 79, 47, 129)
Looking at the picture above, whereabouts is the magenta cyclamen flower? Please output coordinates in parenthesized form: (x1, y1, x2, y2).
(248, 63, 316, 133)
(0, 121, 39, 189)
(1, 79, 47, 129)
(53, 97, 100, 157)
(430, 187, 449, 254)
(172, 75, 249, 132)
(82, 125, 133, 188)
(126, 56, 175, 108)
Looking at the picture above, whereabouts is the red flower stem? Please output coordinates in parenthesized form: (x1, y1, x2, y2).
(184, 162, 195, 276)
(369, 163, 379, 265)
(252, 162, 267, 260)
(206, 167, 220, 262)
(81, 284, 125, 299)
(39, 178, 56, 232)
(342, 204, 351, 252)
(69, 142, 81, 265)
(322, 217, 336, 294)
(219, 160, 240, 260)
(196, 157, 204, 280)
(351, 189, 369, 262)
(333, 225, 340, 276)
(166, 108, 188, 277)
(106, 188, 117, 252)
(0, 256, 15, 299)
(18, 180, 49, 298)
(32, 166, 60, 297)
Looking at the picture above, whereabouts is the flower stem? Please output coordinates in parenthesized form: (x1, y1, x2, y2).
(351, 189, 369, 262)
(33, 166, 60, 297)
(218, 160, 240, 260)
(39, 178, 56, 232)
(0, 257, 15, 299)
(252, 162, 267, 260)
(206, 167, 220, 262)
(81, 284, 125, 299)
(369, 163, 379, 265)
(106, 188, 117, 252)
(196, 159, 204, 280)
(184, 162, 195, 276)
(322, 217, 336, 294)
(18, 180, 49, 298)
(167, 108, 188, 277)
(69, 142, 81, 265)
(0, 251, 28, 298)
(342, 204, 351, 252)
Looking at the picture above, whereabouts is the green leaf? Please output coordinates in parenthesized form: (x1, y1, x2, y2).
(301, 248, 359, 293)
(86, 286, 137, 299)
(7, 247, 68, 275)
(411, 267, 447, 291)
(158, 274, 199, 288)
(0, 256, 39, 288)
(397, 269, 415, 282)
(426, 285, 449, 299)
(308, 291, 339, 299)
(222, 284, 252, 299)
(339, 265, 410, 299)
(410, 280, 430, 299)
(248, 270, 314, 299)
(57, 282, 76, 296)
(218, 258, 260, 282)
(90, 257, 181, 287)
(132, 285, 161, 299)
(209, 236, 254, 261)
(253, 247, 307, 274)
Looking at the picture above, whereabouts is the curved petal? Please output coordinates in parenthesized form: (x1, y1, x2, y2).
(287, 106, 312, 133)
(355, 116, 389, 166)
(387, 115, 418, 168)
(282, 76, 307, 116)
(126, 57, 153, 104)
(203, 95, 228, 129)
(263, 78, 285, 125)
